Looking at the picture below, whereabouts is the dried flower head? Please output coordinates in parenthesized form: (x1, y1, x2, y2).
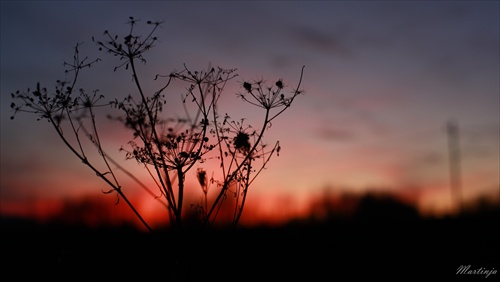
(243, 81, 252, 92)
(275, 79, 283, 89)
(197, 168, 207, 188)
(234, 131, 251, 154)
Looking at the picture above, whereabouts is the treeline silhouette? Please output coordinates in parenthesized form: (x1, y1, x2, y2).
(304, 191, 421, 223)
(0, 191, 423, 231)
(16, 189, 496, 230)
(2, 191, 498, 281)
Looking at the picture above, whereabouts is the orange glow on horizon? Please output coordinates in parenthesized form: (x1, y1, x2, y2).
(3, 179, 497, 232)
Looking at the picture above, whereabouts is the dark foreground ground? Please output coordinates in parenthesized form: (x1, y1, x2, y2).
(1, 210, 499, 281)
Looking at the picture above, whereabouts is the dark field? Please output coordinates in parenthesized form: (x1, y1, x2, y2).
(1, 203, 498, 281)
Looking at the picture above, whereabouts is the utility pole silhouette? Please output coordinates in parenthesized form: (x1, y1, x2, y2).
(446, 119, 463, 215)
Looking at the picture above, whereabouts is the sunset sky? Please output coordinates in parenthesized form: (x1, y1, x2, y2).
(1, 1, 499, 227)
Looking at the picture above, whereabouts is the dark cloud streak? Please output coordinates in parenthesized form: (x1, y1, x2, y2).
(294, 27, 353, 58)
(315, 125, 358, 142)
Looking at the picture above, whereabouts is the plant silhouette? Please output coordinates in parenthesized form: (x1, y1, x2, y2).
(10, 17, 305, 233)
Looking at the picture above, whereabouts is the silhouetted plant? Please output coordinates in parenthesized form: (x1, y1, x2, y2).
(10, 17, 305, 233)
